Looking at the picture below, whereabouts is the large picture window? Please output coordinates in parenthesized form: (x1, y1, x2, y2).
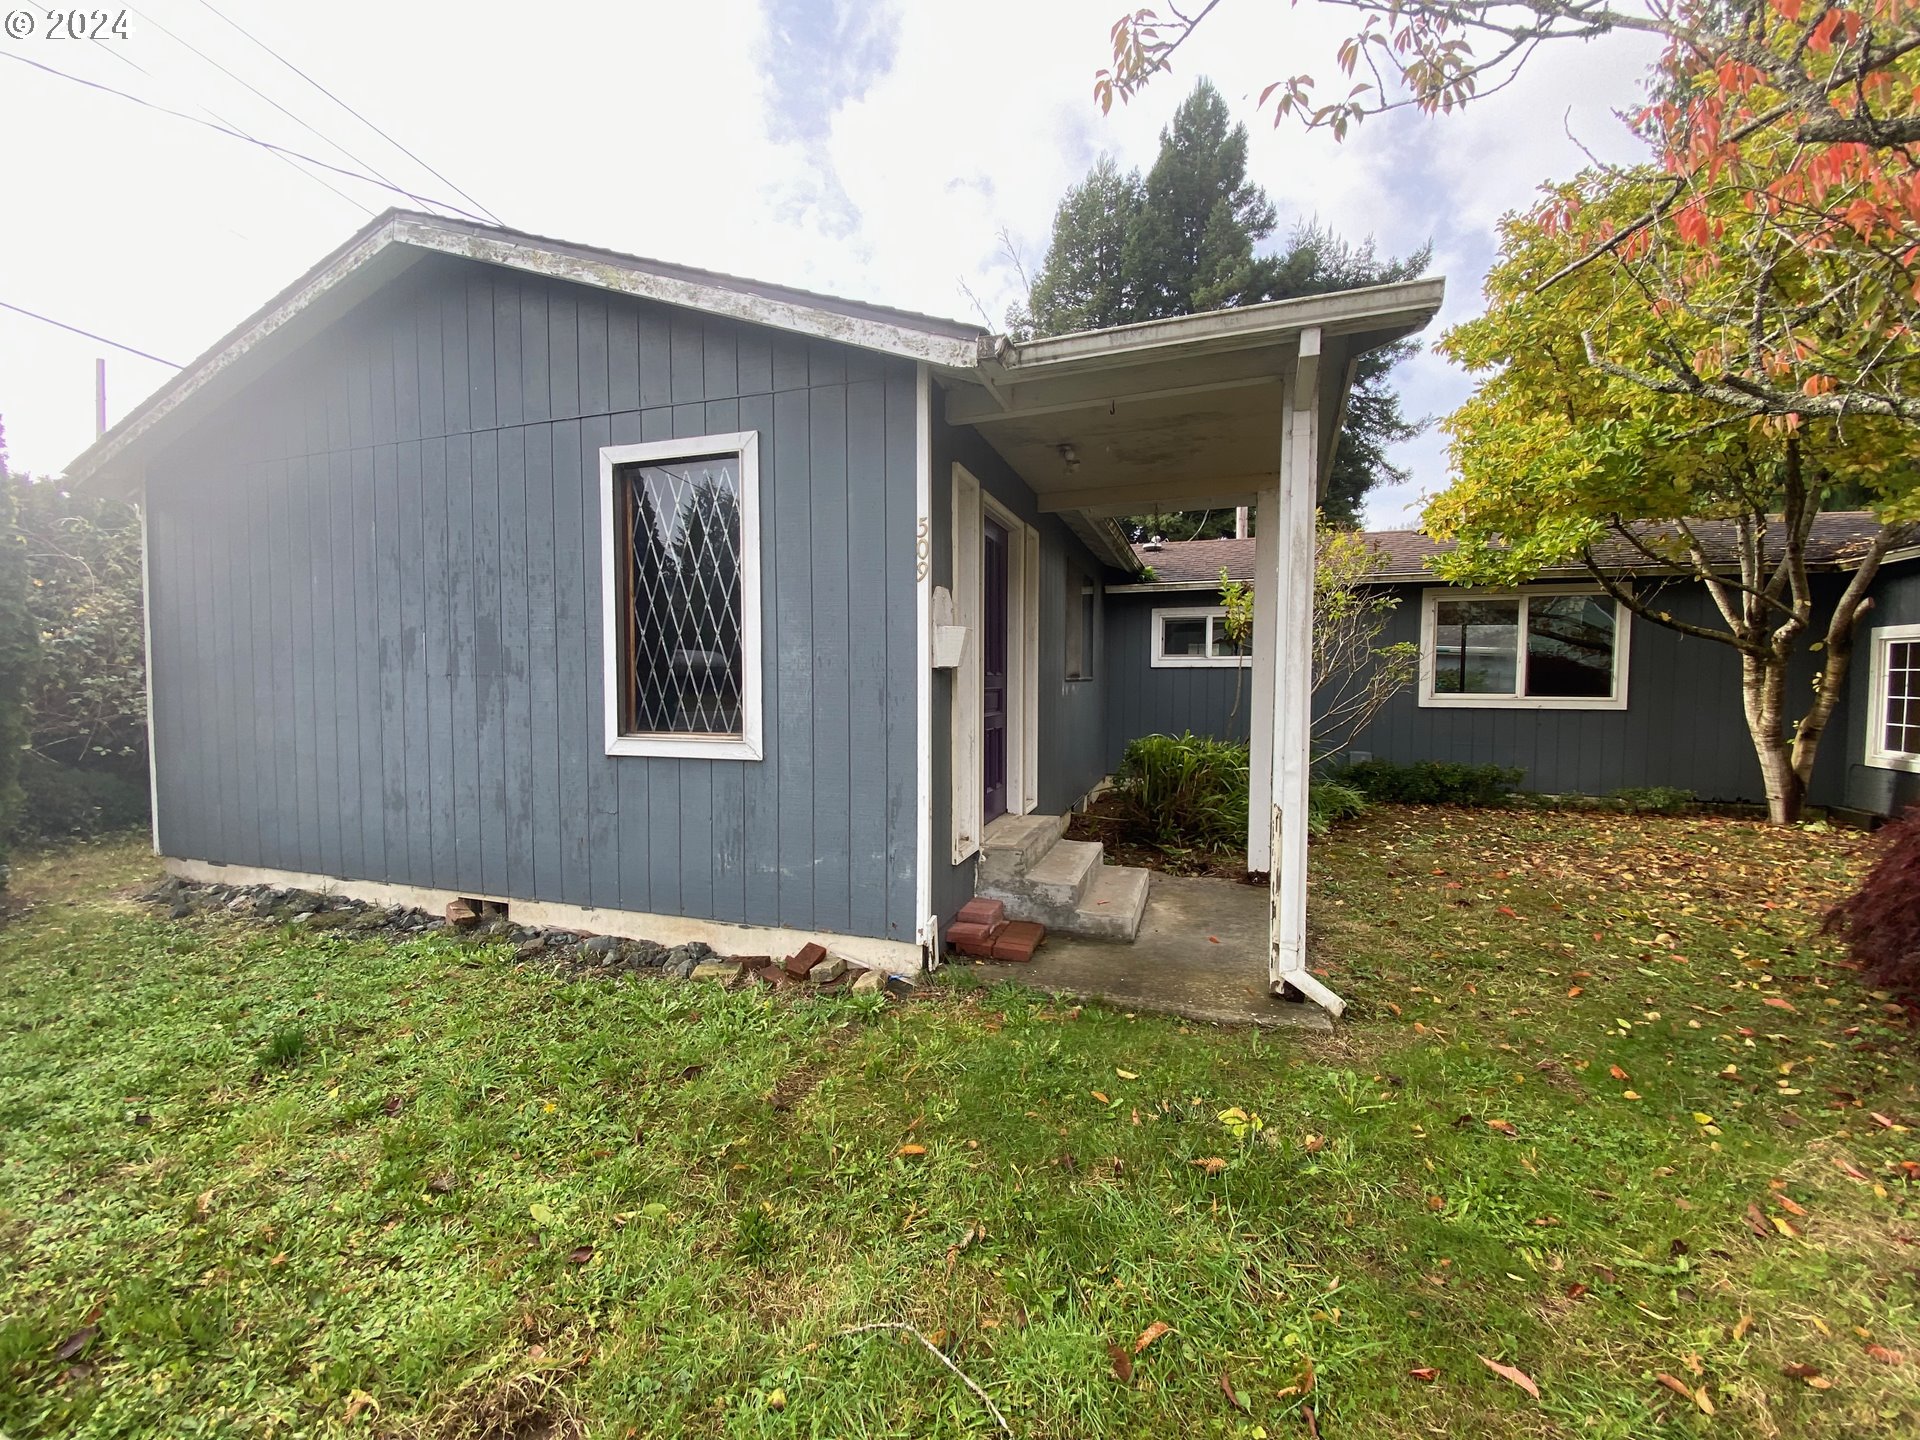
(598, 434, 762, 759)
(1420, 587, 1630, 709)
(1149, 606, 1249, 668)
(1866, 622, 1920, 773)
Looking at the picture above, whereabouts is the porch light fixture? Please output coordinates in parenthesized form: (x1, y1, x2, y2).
(1056, 443, 1080, 472)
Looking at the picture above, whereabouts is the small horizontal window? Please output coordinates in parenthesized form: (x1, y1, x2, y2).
(1866, 624, 1920, 773)
(598, 434, 762, 760)
(1150, 606, 1248, 668)
(1421, 588, 1628, 710)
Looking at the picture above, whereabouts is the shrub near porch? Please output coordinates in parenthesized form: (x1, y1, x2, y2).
(2, 813, 1917, 1439)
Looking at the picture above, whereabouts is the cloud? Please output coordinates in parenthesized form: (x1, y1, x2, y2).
(0, 0, 1663, 525)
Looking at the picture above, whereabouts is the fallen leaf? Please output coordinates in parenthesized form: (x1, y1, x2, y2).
(1609, 1064, 1630, 1081)
(1623, 1090, 1643, 1101)
(1693, 1387, 1716, 1415)
(1134, 1320, 1172, 1353)
(1777, 1194, 1808, 1217)
(1834, 1157, 1871, 1183)
(1303, 1134, 1326, 1153)
(1107, 1343, 1134, 1384)
(1221, 1371, 1248, 1412)
(53, 1326, 96, 1362)
(896, 1143, 927, 1157)
(1478, 1355, 1540, 1400)
(1408, 1366, 1439, 1382)
(1871, 1112, 1898, 1129)
(1091, 1091, 1111, 1105)
(1783, 1362, 1822, 1380)
(1764, 997, 1797, 1012)
(1487, 1118, 1518, 1136)
(1866, 1344, 1905, 1365)
(1115, 1069, 1139, 1080)
(767, 1388, 787, 1411)
(528, 1203, 558, 1228)
(344, 1389, 379, 1422)
(1745, 1203, 1772, 1239)
(1656, 1373, 1692, 1401)
(1567, 985, 1583, 997)
(1190, 1156, 1227, 1175)
(567, 1245, 594, 1265)
(1733, 1314, 1754, 1340)
(1565, 1282, 1588, 1300)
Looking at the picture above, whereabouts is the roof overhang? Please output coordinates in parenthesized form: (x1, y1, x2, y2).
(64, 210, 984, 491)
(945, 279, 1445, 526)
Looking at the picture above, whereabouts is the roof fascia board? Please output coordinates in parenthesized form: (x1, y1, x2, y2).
(985, 278, 1444, 378)
(67, 212, 982, 487)
(391, 218, 980, 370)
(66, 217, 414, 488)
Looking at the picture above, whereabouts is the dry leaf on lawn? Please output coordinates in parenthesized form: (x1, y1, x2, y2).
(1190, 1156, 1227, 1175)
(1221, 1371, 1248, 1412)
(1478, 1355, 1540, 1400)
(1408, 1367, 1439, 1382)
(1134, 1320, 1172, 1354)
(1107, 1343, 1133, 1384)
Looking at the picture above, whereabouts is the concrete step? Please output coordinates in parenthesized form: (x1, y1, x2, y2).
(1022, 838, 1103, 908)
(978, 812, 1068, 884)
(1073, 864, 1151, 941)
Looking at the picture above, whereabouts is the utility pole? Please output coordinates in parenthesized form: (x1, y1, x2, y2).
(95, 358, 107, 438)
(1234, 505, 1249, 539)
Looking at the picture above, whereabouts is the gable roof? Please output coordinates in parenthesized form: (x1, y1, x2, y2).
(1129, 512, 1909, 587)
(65, 209, 986, 488)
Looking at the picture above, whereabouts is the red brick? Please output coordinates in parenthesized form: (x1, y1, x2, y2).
(784, 942, 829, 978)
(990, 921, 1046, 963)
(944, 921, 1000, 958)
(955, 897, 1007, 928)
(736, 955, 773, 973)
(754, 965, 797, 989)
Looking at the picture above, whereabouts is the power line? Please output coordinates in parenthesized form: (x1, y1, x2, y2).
(193, 0, 505, 227)
(0, 299, 182, 368)
(27, 2, 373, 217)
(3, 50, 496, 223)
(127, 4, 407, 215)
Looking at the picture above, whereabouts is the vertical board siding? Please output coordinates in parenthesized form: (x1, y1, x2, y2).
(1101, 580, 1885, 808)
(144, 256, 920, 940)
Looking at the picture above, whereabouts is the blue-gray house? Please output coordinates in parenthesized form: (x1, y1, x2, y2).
(1106, 522, 1920, 819)
(65, 210, 1446, 1017)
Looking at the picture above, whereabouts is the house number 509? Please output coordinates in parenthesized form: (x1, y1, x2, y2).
(915, 516, 930, 582)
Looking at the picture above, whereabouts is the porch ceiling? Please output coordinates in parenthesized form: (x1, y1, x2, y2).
(943, 278, 1445, 524)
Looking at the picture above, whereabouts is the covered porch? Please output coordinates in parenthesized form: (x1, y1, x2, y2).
(935, 278, 1445, 1019)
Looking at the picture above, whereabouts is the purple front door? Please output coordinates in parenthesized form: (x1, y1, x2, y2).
(982, 517, 1009, 822)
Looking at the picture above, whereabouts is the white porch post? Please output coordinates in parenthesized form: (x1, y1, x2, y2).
(1268, 328, 1344, 1016)
(1246, 483, 1280, 872)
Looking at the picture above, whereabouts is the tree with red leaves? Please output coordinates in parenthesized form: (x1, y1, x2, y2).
(1824, 808, 1920, 1003)
(1096, 1, 1920, 439)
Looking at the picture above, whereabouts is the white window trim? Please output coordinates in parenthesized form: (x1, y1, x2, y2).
(1149, 605, 1249, 668)
(1418, 584, 1632, 711)
(597, 433, 763, 761)
(1865, 621, 1920, 773)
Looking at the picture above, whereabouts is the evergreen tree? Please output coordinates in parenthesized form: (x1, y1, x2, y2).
(1011, 155, 1142, 338)
(1017, 80, 1429, 527)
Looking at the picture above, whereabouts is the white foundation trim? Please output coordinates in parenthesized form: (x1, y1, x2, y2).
(161, 858, 923, 977)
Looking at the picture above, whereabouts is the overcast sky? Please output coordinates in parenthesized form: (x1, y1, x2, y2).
(0, 0, 1659, 527)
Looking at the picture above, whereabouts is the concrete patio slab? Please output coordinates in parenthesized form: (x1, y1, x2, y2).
(959, 871, 1334, 1031)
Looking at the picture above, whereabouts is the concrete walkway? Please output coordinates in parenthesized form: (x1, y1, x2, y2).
(962, 871, 1333, 1031)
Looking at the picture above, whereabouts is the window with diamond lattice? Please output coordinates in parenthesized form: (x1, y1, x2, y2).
(599, 434, 762, 760)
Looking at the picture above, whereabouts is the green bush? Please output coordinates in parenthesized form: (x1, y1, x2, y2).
(1336, 758, 1524, 807)
(1112, 733, 1368, 851)
(1603, 785, 1694, 815)
(1307, 779, 1367, 837)
(11, 753, 149, 843)
(1113, 732, 1249, 852)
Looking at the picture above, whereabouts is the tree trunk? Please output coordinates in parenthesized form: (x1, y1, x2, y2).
(1740, 649, 1804, 824)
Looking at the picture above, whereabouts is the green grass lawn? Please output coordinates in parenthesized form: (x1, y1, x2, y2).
(2, 810, 1917, 1439)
